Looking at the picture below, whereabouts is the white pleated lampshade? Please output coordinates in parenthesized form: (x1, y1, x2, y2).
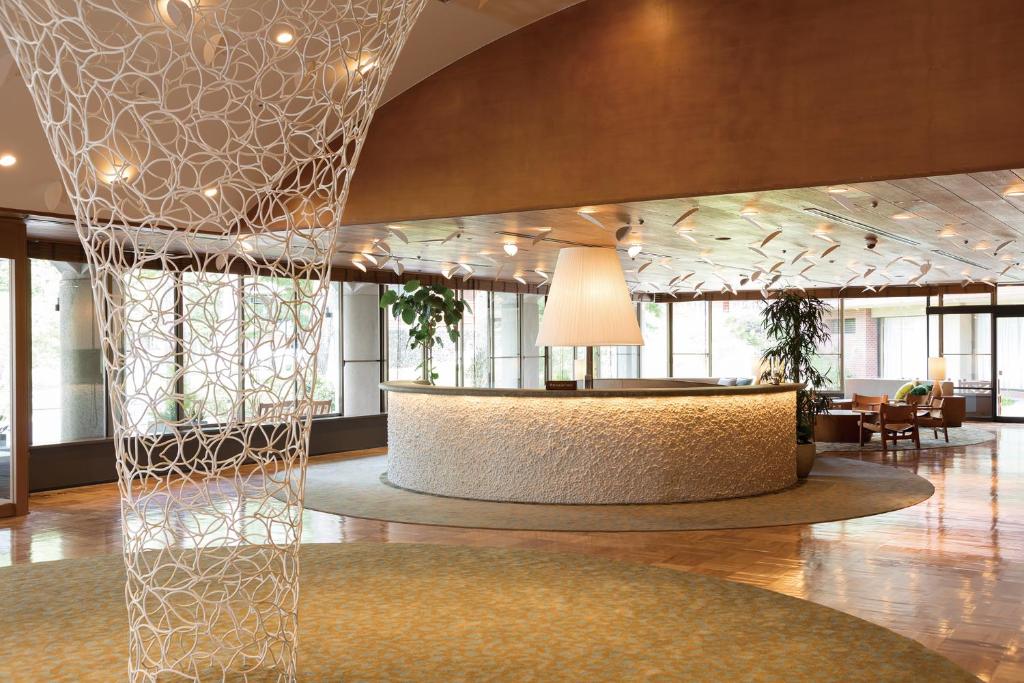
(536, 247, 644, 347)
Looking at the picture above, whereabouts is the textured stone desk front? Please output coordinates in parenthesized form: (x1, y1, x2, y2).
(382, 382, 799, 504)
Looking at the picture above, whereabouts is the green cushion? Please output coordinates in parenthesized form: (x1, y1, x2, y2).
(894, 382, 916, 400)
(910, 385, 930, 396)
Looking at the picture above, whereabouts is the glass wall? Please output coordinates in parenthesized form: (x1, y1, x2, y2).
(639, 302, 668, 378)
(594, 345, 639, 378)
(671, 301, 709, 377)
(815, 299, 841, 390)
(30, 259, 106, 445)
(710, 300, 766, 379)
(843, 297, 926, 381)
(385, 285, 421, 382)
(493, 293, 519, 388)
(520, 294, 545, 388)
(461, 290, 490, 387)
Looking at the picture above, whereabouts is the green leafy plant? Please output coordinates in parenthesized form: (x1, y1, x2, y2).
(759, 293, 833, 444)
(380, 280, 469, 384)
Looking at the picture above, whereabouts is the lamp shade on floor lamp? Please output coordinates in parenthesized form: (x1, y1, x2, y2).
(928, 356, 947, 398)
(536, 247, 643, 347)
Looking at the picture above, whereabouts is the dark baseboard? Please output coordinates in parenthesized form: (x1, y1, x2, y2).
(28, 413, 388, 492)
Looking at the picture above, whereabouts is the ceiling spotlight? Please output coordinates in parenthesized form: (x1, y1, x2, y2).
(0, 154, 16, 167)
(274, 30, 294, 45)
(1004, 184, 1024, 197)
(503, 243, 518, 256)
(627, 245, 642, 258)
(203, 186, 218, 198)
(352, 258, 367, 273)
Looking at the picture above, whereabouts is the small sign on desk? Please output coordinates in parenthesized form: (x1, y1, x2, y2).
(545, 380, 578, 391)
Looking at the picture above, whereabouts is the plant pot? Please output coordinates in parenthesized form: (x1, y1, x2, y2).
(796, 442, 816, 479)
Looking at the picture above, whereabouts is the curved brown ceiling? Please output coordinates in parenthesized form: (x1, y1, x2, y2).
(342, 0, 1024, 225)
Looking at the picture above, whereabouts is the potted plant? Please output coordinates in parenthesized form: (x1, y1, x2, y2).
(759, 293, 833, 478)
(380, 280, 468, 385)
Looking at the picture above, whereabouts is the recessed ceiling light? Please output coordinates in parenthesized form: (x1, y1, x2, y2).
(503, 243, 518, 256)
(203, 187, 218, 198)
(938, 226, 959, 237)
(740, 206, 760, 216)
(892, 212, 915, 220)
(577, 206, 598, 214)
(274, 30, 294, 45)
(826, 186, 849, 193)
(1004, 184, 1024, 197)
(627, 245, 642, 258)
(0, 154, 16, 167)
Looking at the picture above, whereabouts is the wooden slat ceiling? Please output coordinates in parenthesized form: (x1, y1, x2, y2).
(339, 169, 1024, 294)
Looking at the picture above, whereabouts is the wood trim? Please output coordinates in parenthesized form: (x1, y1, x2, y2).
(10, 220, 29, 515)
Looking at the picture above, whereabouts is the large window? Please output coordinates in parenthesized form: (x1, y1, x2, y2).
(671, 301, 709, 377)
(844, 297, 926, 380)
(710, 300, 766, 379)
(461, 290, 490, 387)
(385, 285, 421, 382)
(183, 272, 241, 424)
(942, 312, 991, 384)
(639, 302, 668, 378)
(31, 259, 106, 445)
(814, 299, 841, 390)
(493, 293, 520, 388)
(121, 268, 177, 435)
(520, 294, 545, 388)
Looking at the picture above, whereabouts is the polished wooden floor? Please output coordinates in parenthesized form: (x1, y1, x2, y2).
(2, 424, 1023, 682)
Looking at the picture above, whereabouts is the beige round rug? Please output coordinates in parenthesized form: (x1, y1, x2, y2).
(817, 425, 994, 453)
(0, 543, 974, 682)
(291, 455, 934, 531)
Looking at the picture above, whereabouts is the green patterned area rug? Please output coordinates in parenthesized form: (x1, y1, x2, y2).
(0, 543, 975, 682)
(817, 425, 994, 453)
(290, 455, 934, 531)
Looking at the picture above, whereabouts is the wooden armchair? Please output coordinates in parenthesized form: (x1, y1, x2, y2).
(862, 403, 920, 452)
(851, 394, 888, 445)
(916, 397, 949, 442)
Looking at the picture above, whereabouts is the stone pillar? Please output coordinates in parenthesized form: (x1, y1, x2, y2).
(55, 262, 104, 441)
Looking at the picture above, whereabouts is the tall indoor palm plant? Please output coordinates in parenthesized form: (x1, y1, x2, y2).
(759, 293, 832, 475)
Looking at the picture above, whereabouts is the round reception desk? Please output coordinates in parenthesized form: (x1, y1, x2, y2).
(382, 380, 801, 504)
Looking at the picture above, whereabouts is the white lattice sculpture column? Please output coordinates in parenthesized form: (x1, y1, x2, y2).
(0, 1, 425, 679)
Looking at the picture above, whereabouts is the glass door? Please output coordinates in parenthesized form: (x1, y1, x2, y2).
(996, 316, 1024, 419)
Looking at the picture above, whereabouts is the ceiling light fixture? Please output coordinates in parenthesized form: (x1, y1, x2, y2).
(627, 245, 642, 258)
(740, 206, 760, 216)
(503, 243, 518, 256)
(1003, 184, 1024, 197)
(0, 154, 16, 167)
(938, 226, 959, 237)
(892, 212, 915, 220)
(577, 206, 598, 214)
(203, 187, 218, 198)
(274, 30, 294, 44)
(826, 186, 849, 193)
